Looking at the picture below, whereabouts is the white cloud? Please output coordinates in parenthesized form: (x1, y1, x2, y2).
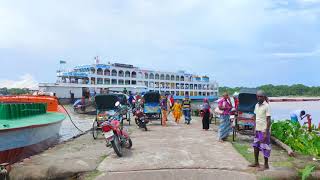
(270, 48, 320, 58)
(0, 74, 38, 89)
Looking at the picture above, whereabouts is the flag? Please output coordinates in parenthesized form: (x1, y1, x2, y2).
(60, 60, 66, 64)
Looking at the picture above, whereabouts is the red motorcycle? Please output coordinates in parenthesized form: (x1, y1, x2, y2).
(133, 107, 148, 131)
(132, 100, 149, 131)
(101, 102, 132, 157)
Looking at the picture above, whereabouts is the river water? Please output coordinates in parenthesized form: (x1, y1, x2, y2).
(58, 101, 320, 141)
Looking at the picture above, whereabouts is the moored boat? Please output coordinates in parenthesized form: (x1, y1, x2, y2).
(0, 102, 66, 164)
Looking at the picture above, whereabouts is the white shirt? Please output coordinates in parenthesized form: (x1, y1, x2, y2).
(290, 110, 302, 119)
(254, 101, 271, 132)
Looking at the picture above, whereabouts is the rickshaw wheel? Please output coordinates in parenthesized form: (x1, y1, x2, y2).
(128, 112, 131, 125)
(232, 128, 236, 141)
(92, 119, 99, 139)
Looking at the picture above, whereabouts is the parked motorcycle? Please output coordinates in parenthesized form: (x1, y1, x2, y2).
(133, 106, 148, 131)
(101, 101, 132, 157)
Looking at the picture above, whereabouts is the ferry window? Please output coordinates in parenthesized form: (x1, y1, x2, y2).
(166, 75, 170, 80)
(125, 80, 130, 85)
(180, 76, 184, 81)
(97, 78, 103, 84)
(132, 80, 137, 85)
(104, 78, 110, 85)
(176, 76, 180, 81)
(111, 70, 117, 76)
(118, 70, 124, 77)
(149, 73, 154, 79)
(125, 71, 130, 77)
(91, 77, 95, 84)
(155, 74, 159, 79)
(171, 75, 175, 81)
(160, 74, 165, 80)
(112, 79, 117, 85)
(132, 71, 137, 78)
(104, 69, 110, 76)
(97, 68, 103, 75)
(118, 80, 124, 85)
(145, 73, 149, 79)
(90, 67, 95, 74)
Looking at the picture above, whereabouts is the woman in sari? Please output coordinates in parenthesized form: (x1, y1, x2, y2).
(172, 100, 182, 123)
(201, 98, 211, 130)
(218, 92, 233, 142)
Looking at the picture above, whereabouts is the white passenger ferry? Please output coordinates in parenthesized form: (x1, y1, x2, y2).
(39, 60, 219, 100)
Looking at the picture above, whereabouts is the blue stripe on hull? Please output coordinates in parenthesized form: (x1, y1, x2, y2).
(0, 121, 62, 151)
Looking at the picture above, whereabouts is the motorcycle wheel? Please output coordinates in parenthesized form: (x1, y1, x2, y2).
(92, 120, 99, 139)
(111, 134, 123, 157)
(126, 138, 133, 149)
(135, 118, 140, 126)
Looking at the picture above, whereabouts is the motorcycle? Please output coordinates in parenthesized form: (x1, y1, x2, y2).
(133, 106, 148, 131)
(101, 101, 132, 157)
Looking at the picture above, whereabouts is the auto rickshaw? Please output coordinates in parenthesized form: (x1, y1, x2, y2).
(232, 88, 258, 141)
(92, 94, 122, 139)
(143, 91, 162, 125)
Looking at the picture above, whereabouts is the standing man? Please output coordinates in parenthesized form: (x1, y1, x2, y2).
(249, 90, 271, 171)
(182, 94, 192, 124)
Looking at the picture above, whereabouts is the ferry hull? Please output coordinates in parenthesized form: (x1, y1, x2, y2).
(0, 120, 62, 164)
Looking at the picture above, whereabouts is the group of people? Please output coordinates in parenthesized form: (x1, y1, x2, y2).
(160, 94, 192, 126)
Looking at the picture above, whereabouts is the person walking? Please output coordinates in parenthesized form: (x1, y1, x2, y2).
(172, 100, 182, 123)
(161, 95, 168, 127)
(249, 90, 271, 171)
(201, 98, 211, 130)
(218, 92, 232, 142)
(182, 94, 192, 124)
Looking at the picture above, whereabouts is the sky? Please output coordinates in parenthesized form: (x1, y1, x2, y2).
(0, 0, 319, 88)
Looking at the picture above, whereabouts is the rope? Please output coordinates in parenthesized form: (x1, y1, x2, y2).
(57, 99, 85, 133)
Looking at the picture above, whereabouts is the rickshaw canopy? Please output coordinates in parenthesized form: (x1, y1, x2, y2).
(143, 92, 160, 103)
(95, 94, 119, 110)
(238, 88, 258, 113)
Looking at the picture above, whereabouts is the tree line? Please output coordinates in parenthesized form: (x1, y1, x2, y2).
(0, 88, 30, 95)
(219, 84, 320, 97)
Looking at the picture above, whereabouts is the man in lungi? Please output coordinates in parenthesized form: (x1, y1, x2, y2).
(249, 90, 271, 171)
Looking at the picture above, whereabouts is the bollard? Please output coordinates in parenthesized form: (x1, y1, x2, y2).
(0, 163, 11, 180)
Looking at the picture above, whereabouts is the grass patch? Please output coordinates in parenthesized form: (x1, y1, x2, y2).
(232, 142, 255, 163)
(98, 155, 107, 163)
(82, 170, 102, 180)
(259, 178, 274, 180)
